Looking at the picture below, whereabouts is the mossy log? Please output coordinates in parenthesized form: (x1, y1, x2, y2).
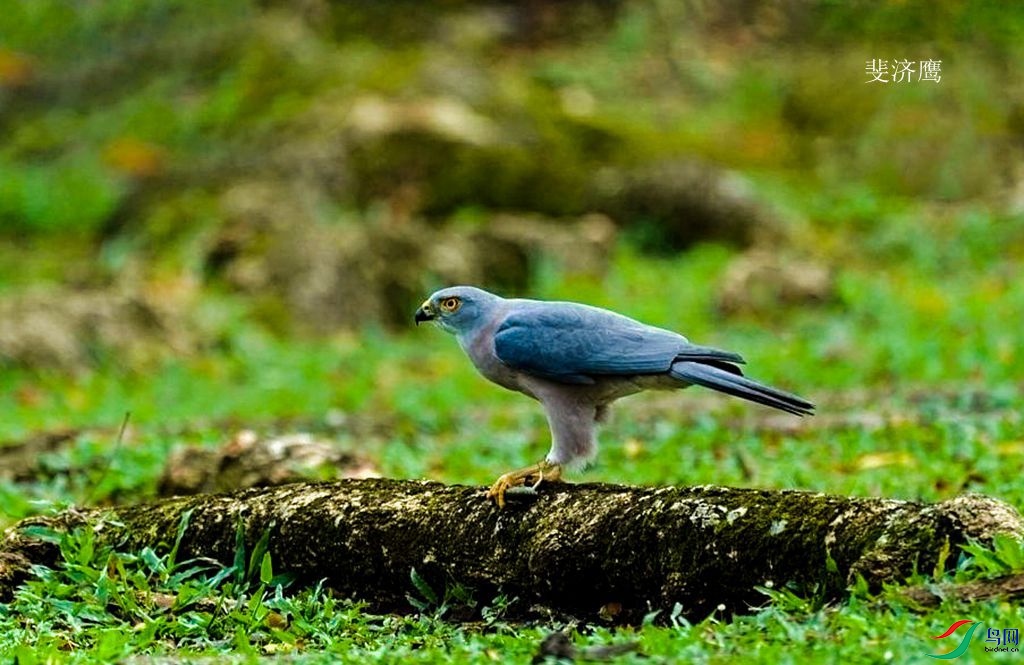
(2, 480, 1022, 623)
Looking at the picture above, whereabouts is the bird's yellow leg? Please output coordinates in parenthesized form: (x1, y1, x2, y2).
(487, 460, 563, 508)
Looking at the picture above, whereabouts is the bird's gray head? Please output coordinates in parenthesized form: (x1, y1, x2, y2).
(415, 286, 502, 335)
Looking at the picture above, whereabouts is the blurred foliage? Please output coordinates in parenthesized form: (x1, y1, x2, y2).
(0, 0, 1021, 336)
(1, 0, 1022, 240)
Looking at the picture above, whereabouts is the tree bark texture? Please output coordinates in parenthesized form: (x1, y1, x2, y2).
(2, 479, 1022, 623)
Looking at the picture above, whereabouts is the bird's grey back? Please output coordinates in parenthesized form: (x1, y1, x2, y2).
(494, 299, 699, 384)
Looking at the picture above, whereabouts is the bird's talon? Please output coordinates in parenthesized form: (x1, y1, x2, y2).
(486, 462, 562, 508)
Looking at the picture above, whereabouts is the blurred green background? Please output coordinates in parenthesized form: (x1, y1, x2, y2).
(1, 1, 1023, 661)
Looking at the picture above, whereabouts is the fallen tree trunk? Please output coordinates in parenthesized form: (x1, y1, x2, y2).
(896, 572, 1024, 609)
(2, 479, 1022, 622)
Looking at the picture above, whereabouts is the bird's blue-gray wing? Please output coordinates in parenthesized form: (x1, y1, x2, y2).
(493, 303, 743, 385)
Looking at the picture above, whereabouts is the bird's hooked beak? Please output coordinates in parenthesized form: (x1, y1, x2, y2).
(414, 300, 436, 326)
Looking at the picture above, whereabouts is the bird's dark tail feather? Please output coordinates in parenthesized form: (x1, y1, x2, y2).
(674, 344, 746, 366)
(670, 361, 815, 417)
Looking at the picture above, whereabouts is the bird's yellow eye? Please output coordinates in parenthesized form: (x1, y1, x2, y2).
(440, 297, 461, 312)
